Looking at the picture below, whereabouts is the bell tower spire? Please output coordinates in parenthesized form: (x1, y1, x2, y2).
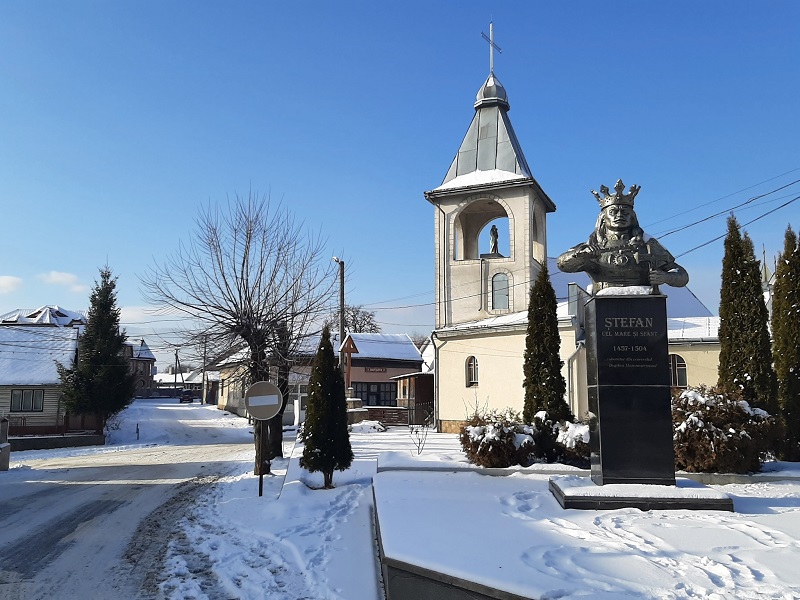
(425, 32, 556, 328)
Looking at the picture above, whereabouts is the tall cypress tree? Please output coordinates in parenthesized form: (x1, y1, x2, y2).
(522, 264, 572, 424)
(772, 225, 800, 459)
(717, 216, 777, 414)
(300, 326, 353, 488)
(57, 267, 136, 431)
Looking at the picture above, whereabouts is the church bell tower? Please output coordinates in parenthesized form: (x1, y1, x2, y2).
(424, 64, 556, 329)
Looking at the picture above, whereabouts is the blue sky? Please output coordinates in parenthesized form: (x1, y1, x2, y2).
(1, 2, 798, 365)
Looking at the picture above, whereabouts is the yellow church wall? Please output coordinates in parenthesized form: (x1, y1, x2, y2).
(668, 343, 721, 388)
(435, 318, 581, 432)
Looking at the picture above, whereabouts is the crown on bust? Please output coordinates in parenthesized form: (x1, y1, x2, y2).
(591, 179, 641, 209)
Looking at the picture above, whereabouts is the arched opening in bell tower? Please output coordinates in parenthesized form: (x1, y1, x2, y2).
(452, 198, 511, 261)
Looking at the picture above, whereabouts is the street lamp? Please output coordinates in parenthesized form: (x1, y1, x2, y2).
(332, 257, 345, 376)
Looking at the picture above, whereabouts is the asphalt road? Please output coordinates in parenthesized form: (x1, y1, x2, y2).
(0, 402, 254, 600)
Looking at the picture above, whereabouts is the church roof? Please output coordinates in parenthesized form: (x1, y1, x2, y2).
(437, 73, 530, 186)
(429, 72, 555, 211)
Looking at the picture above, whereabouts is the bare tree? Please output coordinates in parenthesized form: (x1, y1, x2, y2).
(140, 193, 336, 471)
(326, 304, 381, 334)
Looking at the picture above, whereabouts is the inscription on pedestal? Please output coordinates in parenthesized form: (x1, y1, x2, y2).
(586, 296, 675, 486)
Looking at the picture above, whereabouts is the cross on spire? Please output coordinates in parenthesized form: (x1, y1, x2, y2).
(481, 21, 502, 73)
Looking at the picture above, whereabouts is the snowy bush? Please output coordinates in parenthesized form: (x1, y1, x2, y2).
(672, 386, 783, 473)
(458, 408, 590, 468)
(459, 408, 521, 468)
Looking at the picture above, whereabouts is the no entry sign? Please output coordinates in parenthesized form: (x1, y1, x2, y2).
(244, 381, 283, 421)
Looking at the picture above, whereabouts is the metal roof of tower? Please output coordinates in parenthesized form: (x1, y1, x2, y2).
(439, 71, 533, 187)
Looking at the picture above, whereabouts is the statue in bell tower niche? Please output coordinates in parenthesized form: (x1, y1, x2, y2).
(557, 179, 689, 294)
(489, 224, 499, 254)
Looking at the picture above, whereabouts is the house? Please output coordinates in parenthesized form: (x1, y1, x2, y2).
(213, 345, 313, 426)
(123, 339, 157, 397)
(391, 337, 435, 425)
(0, 326, 79, 434)
(340, 333, 424, 424)
(426, 68, 721, 433)
(0, 305, 86, 327)
(0, 304, 157, 430)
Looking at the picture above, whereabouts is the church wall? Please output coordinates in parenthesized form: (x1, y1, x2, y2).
(436, 318, 579, 433)
(437, 329, 526, 430)
(668, 342, 720, 388)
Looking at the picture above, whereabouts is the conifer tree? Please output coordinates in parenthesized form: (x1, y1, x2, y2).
(717, 216, 777, 414)
(522, 264, 572, 424)
(772, 225, 800, 459)
(58, 267, 136, 431)
(300, 326, 353, 488)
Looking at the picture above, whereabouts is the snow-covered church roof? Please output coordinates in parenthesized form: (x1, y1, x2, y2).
(428, 72, 555, 212)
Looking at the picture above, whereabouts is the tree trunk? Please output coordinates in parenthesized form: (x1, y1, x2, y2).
(323, 470, 333, 489)
(267, 362, 292, 459)
(253, 419, 272, 475)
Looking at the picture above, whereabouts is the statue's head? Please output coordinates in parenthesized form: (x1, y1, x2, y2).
(590, 179, 644, 241)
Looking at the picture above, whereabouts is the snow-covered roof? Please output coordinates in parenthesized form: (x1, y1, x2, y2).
(437, 310, 528, 334)
(0, 305, 86, 327)
(434, 169, 528, 191)
(0, 326, 77, 385)
(667, 317, 720, 342)
(125, 339, 156, 361)
(341, 333, 422, 362)
(419, 337, 435, 372)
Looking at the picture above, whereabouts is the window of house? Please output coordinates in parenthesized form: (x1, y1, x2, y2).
(11, 389, 44, 412)
(492, 273, 509, 310)
(466, 356, 479, 387)
(352, 382, 397, 406)
(669, 354, 688, 388)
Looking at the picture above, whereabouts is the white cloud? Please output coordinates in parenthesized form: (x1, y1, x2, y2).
(38, 271, 89, 293)
(0, 275, 22, 294)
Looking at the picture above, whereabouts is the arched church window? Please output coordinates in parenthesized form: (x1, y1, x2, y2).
(466, 356, 479, 387)
(492, 273, 509, 310)
(669, 354, 688, 388)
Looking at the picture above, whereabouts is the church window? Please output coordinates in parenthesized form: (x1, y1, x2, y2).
(466, 356, 479, 387)
(669, 354, 688, 388)
(492, 273, 509, 310)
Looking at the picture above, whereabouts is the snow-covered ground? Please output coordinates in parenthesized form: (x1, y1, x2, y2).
(5, 398, 800, 599)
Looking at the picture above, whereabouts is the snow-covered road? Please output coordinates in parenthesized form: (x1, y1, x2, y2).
(0, 400, 255, 599)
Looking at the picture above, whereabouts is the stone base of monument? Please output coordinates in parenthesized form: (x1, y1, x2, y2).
(549, 475, 734, 511)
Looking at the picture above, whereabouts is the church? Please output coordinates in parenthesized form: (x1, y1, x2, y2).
(424, 64, 720, 433)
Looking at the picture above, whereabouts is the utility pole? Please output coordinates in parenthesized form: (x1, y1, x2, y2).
(201, 335, 208, 404)
(332, 257, 345, 375)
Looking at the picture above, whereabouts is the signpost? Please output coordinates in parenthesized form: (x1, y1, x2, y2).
(244, 381, 283, 496)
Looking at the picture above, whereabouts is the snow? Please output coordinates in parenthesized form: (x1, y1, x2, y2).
(0, 325, 77, 385)
(6, 399, 800, 599)
(596, 285, 654, 296)
(434, 168, 528, 191)
(341, 332, 422, 362)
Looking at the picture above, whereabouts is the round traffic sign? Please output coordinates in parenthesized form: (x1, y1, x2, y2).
(244, 381, 283, 421)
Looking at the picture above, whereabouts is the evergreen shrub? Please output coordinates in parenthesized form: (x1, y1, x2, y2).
(672, 386, 782, 473)
(459, 408, 590, 468)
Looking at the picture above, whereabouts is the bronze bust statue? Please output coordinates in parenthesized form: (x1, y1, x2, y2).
(557, 179, 688, 294)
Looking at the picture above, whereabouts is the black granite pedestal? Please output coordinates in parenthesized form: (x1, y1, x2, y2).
(585, 295, 675, 486)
